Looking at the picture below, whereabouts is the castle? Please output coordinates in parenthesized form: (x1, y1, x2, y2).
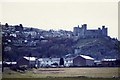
(73, 24, 108, 38)
(2, 23, 108, 39)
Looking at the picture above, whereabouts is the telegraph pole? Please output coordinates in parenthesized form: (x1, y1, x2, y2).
(0, 22, 3, 72)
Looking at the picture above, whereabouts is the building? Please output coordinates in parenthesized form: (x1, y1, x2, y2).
(64, 58, 73, 67)
(17, 57, 73, 68)
(38, 57, 74, 67)
(38, 58, 60, 67)
(73, 24, 108, 38)
(94, 60, 102, 66)
(73, 55, 94, 66)
(3, 61, 17, 67)
(17, 56, 38, 68)
(101, 59, 117, 67)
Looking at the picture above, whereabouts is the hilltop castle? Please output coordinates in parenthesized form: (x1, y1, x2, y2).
(73, 24, 108, 38)
(2, 23, 108, 39)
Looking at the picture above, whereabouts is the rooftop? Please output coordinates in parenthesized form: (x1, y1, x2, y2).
(23, 56, 36, 61)
(38, 58, 60, 61)
(80, 55, 94, 60)
(102, 59, 116, 61)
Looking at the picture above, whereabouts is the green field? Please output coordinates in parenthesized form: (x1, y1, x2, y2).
(2, 67, 120, 79)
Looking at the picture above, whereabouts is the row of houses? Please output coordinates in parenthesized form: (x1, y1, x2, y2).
(4, 55, 94, 68)
(17, 57, 73, 68)
(3, 55, 120, 68)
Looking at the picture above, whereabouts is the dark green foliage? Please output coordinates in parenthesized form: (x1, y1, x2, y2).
(14, 24, 23, 31)
(5, 23, 9, 27)
(59, 58, 64, 65)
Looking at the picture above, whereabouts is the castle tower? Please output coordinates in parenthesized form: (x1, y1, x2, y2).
(102, 26, 108, 36)
(82, 24, 87, 30)
(73, 25, 80, 36)
(81, 24, 87, 37)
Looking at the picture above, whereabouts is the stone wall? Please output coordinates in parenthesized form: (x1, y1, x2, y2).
(73, 24, 108, 38)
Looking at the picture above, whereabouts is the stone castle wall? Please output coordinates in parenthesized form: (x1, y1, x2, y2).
(73, 24, 108, 38)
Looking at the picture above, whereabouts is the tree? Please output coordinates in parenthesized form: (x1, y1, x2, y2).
(5, 23, 9, 27)
(28, 53, 31, 68)
(19, 24, 23, 28)
(15, 24, 23, 31)
(59, 58, 64, 66)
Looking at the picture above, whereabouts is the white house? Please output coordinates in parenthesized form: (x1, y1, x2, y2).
(64, 58, 73, 67)
(38, 58, 60, 67)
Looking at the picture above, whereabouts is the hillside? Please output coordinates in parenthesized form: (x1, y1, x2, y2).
(74, 37, 119, 60)
(3, 36, 120, 61)
(2, 24, 120, 61)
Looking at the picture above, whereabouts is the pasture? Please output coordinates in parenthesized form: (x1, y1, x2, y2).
(2, 67, 120, 79)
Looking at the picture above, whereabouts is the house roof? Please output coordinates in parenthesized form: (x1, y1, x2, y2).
(64, 58, 73, 61)
(80, 55, 94, 60)
(102, 59, 116, 61)
(38, 58, 60, 61)
(38, 58, 49, 61)
(4, 62, 17, 64)
(51, 58, 60, 61)
(23, 56, 36, 61)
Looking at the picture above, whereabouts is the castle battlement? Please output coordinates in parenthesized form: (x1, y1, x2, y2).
(73, 24, 108, 38)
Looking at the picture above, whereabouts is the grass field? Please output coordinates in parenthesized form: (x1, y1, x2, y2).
(2, 67, 120, 79)
(2, 77, 119, 80)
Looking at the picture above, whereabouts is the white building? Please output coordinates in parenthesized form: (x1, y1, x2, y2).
(64, 58, 73, 67)
(38, 58, 60, 67)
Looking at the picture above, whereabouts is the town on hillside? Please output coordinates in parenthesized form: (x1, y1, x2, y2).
(1, 23, 120, 72)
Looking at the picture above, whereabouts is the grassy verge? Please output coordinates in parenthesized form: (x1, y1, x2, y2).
(2, 77, 119, 80)
(2, 67, 120, 78)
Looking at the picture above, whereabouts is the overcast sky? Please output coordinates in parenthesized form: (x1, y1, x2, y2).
(0, 0, 119, 39)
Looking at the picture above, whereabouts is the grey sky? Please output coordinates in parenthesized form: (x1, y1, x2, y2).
(0, 0, 118, 38)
